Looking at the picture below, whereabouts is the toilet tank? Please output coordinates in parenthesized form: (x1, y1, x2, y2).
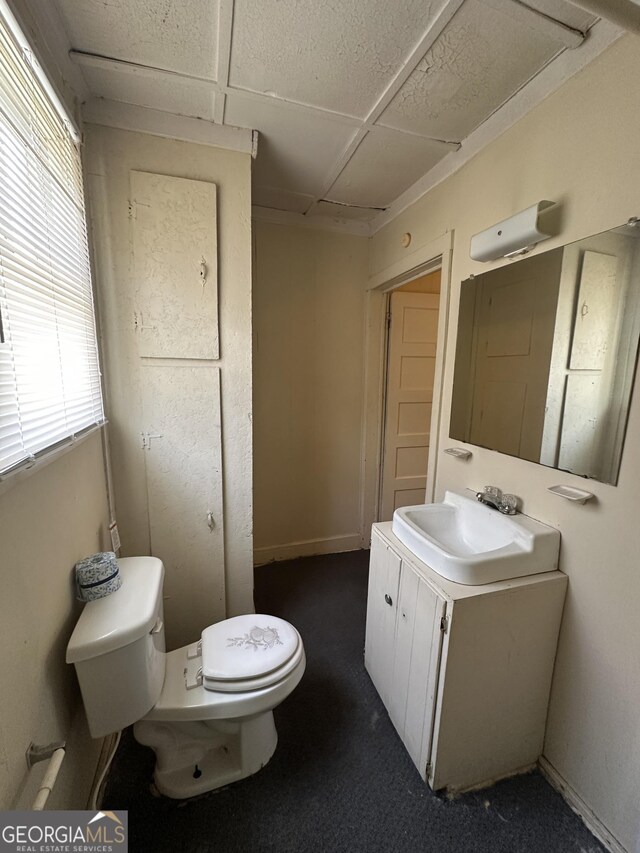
(66, 556, 166, 738)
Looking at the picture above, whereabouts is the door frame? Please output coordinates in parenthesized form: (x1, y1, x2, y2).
(359, 231, 453, 546)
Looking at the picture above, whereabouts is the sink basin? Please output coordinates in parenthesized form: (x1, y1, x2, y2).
(392, 490, 560, 585)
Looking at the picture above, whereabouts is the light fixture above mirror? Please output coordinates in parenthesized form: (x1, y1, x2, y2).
(470, 201, 557, 262)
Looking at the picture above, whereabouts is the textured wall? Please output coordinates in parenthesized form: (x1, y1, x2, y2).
(253, 221, 369, 563)
(84, 125, 254, 619)
(0, 432, 109, 808)
(370, 34, 640, 852)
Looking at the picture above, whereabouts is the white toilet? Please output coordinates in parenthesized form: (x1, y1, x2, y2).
(66, 556, 305, 798)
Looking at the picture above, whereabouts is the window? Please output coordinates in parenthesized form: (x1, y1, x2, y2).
(0, 2, 104, 476)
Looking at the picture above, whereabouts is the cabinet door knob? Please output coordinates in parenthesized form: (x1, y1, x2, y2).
(384, 594, 393, 606)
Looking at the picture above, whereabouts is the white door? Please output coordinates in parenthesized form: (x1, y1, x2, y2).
(365, 531, 446, 780)
(381, 291, 440, 520)
(389, 564, 446, 779)
(140, 364, 225, 651)
(364, 530, 402, 706)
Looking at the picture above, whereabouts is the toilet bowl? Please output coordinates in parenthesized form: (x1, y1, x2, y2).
(66, 557, 305, 799)
(133, 615, 306, 797)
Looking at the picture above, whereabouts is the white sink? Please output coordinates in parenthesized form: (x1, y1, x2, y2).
(392, 490, 560, 585)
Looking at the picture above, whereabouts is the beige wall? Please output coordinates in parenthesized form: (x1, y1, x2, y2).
(398, 270, 441, 294)
(84, 126, 254, 619)
(370, 34, 640, 852)
(0, 432, 109, 808)
(253, 221, 368, 563)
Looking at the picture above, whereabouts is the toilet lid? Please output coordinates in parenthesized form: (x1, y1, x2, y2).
(201, 614, 300, 684)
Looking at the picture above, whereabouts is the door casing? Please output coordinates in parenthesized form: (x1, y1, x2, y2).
(360, 231, 453, 545)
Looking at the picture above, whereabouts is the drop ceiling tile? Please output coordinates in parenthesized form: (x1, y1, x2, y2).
(79, 64, 216, 120)
(253, 186, 315, 214)
(328, 128, 450, 209)
(311, 201, 382, 222)
(55, 0, 218, 78)
(378, 0, 570, 141)
(229, 0, 438, 118)
(225, 94, 359, 195)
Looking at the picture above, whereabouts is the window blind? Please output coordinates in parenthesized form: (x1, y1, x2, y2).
(0, 4, 104, 476)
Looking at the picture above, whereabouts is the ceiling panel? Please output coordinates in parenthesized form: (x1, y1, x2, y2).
(311, 201, 383, 222)
(253, 186, 315, 214)
(59, 0, 610, 230)
(78, 64, 216, 120)
(378, 0, 570, 141)
(229, 0, 439, 118)
(55, 0, 219, 78)
(520, 0, 597, 31)
(327, 128, 451, 209)
(225, 94, 359, 196)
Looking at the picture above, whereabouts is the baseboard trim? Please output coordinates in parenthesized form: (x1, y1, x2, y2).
(445, 762, 538, 797)
(254, 534, 362, 566)
(539, 757, 627, 853)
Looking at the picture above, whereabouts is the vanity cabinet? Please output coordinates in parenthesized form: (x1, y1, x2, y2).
(365, 523, 567, 793)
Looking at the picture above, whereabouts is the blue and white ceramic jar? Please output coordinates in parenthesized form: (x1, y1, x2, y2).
(75, 552, 122, 602)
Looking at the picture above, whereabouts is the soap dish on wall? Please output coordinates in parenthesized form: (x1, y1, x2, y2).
(443, 447, 472, 460)
(547, 484, 595, 504)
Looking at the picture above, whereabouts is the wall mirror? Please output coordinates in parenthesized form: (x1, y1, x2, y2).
(450, 220, 640, 485)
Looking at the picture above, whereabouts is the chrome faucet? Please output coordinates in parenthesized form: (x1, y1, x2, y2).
(475, 486, 519, 515)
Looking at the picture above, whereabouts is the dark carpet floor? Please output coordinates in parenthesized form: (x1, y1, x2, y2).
(104, 550, 604, 853)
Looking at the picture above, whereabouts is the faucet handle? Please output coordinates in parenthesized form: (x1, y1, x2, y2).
(501, 493, 519, 514)
(483, 485, 503, 500)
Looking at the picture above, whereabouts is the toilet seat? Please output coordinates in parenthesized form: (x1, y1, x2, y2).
(201, 614, 301, 693)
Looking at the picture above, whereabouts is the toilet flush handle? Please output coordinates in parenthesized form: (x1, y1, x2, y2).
(185, 667, 203, 691)
(150, 618, 163, 635)
(207, 511, 215, 531)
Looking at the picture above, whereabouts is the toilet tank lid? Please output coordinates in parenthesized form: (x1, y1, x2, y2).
(66, 557, 164, 664)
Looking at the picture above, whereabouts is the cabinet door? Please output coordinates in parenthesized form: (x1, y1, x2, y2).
(364, 531, 401, 705)
(131, 170, 218, 360)
(389, 563, 446, 779)
(140, 364, 225, 650)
